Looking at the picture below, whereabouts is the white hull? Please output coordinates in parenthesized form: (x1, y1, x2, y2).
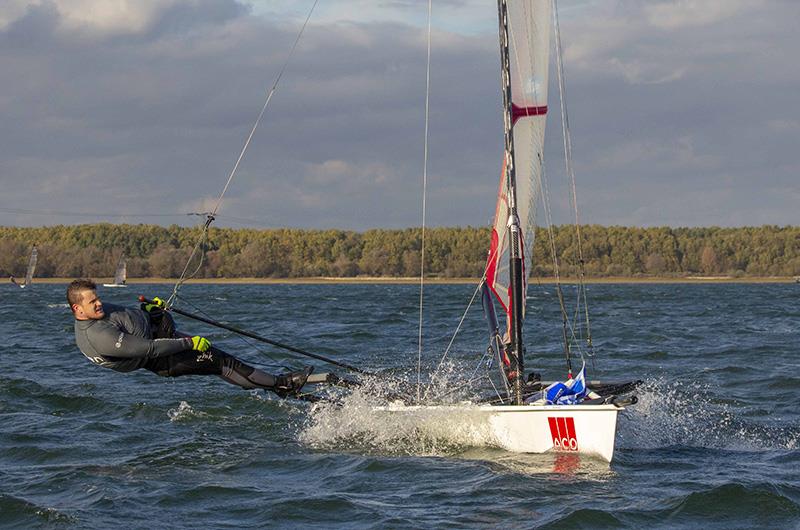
(375, 403, 621, 462)
(102, 284, 128, 288)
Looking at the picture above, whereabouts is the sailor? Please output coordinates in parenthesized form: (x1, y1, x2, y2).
(68, 278, 311, 397)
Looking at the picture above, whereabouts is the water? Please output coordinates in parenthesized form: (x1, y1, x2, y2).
(1, 282, 798, 528)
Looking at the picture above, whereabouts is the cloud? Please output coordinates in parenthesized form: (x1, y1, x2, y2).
(767, 119, 800, 132)
(608, 57, 687, 85)
(642, 0, 762, 30)
(48, 0, 180, 34)
(592, 135, 720, 173)
(0, 0, 798, 229)
(0, 1, 31, 30)
(1, 0, 248, 36)
(177, 195, 229, 216)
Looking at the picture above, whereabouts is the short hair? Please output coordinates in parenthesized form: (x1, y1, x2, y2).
(67, 278, 97, 308)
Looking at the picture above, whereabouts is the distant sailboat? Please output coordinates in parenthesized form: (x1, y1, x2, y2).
(13, 245, 38, 288)
(103, 254, 127, 288)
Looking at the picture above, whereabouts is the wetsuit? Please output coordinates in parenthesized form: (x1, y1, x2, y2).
(74, 303, 281, 390)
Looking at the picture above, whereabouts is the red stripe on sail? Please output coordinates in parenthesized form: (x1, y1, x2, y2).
(512, 103, 547, 125)
(486, 159, 510, 317)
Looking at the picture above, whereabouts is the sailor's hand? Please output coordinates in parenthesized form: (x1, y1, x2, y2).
(190, 336, 211, 352)
(144, 297, 166, 312)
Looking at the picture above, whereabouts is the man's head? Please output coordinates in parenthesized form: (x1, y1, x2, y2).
(67, 279, 104, 320)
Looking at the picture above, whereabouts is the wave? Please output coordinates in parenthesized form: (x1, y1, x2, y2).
(299, 371, 800, 464)
(299, 365, 496, 457)
(167, 400, 203, 422)
(0, 377, 112, 415)
(541, 482, 800, 528)
(0, 494, 77, 526)
(619, 378, 799, 451)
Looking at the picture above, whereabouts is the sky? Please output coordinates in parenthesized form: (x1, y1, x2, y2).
(0, 0, 798, 230)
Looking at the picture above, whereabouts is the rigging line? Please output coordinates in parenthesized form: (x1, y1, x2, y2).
(551, 10, 587, 350)
(552, 0, 593, 353)
(544, 195, 574, 375)
(176, 294, 291, 370)
(416, 0, 433, 402)
(168, 0, 319, 305)
(466, 349, 492, 389)
(496, 338, 511, 396)
(424, 237, 504, 401)
(428, 372, 491, 403)
(534, 224, 586, 366)
(537, 205, 587, 367)
(422, 277, 485, 400)
(166, 216, 213, 306)
(468, 313, 509, 399)
(487, 374, 504, 403)
(535, 199, 585, 362)
(539, 153, 574, 374)
(212, 0, 320, 218)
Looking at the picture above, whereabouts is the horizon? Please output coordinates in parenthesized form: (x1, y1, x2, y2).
(2, 221, 800, 232)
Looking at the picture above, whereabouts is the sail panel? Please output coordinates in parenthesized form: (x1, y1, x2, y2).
(486, 0, 551, 331)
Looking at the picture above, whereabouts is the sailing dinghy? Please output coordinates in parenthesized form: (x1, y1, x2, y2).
(103, 254, 128, 288)
(370, 0, 639, 463)
(142, 0, 638, 463)
(11, 245, 38, 288)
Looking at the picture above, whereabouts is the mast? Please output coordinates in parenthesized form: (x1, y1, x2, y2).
(496, 0, 525, 405)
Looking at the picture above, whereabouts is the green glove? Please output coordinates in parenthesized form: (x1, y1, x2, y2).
(190, 336, 211, 352)
(144, 296, 166, 313)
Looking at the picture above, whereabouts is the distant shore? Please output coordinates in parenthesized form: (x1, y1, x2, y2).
(22, 276, 800, 285)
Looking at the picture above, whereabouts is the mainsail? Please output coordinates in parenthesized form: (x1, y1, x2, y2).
(485, 0, 551, 333)
(104, 253, 128, 287)
(113, 254, 127, 285)
(23, 246, 37, 288)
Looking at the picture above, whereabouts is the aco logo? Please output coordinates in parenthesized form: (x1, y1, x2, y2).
(547, 416, 578, 451)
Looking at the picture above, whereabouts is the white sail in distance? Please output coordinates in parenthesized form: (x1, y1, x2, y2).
(113, 254, 127, 285)
(486, 0, 551, 332)
(23, 246, 37, 288)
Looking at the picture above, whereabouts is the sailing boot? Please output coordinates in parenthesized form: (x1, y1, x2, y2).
(273, 366, 314, 398)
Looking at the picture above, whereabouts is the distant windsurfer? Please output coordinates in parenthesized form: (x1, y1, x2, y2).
(68, 278, 311, 397)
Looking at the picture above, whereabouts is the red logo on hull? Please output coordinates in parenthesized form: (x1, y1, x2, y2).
(548, 417, 578, 452)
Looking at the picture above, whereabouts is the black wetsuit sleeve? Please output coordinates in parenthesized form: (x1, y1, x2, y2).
(86, 321, 191, 360)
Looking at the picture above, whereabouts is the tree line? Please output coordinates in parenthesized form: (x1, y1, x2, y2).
(0, 223, 798, 279)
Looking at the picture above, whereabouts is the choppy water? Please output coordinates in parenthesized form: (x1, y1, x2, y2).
(1, 282, 798, 529)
